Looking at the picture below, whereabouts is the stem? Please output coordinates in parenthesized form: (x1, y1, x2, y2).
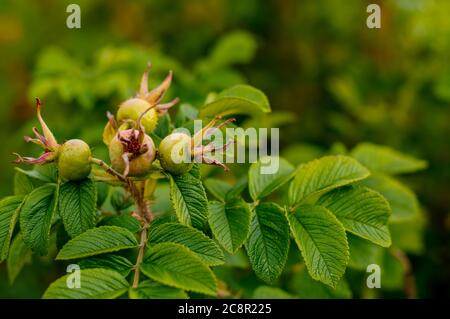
(132, 225, 148, 288)
(90, 157, 127, 182)
(91, 156, 155, 288)
(129, 180, 154, 289)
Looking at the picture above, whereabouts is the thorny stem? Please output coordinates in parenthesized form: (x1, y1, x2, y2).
(91, 156, 155, 289)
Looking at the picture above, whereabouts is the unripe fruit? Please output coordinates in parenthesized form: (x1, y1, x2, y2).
(109, 129, 156, 177)
(58, 139, 92, 181)
(159, 132, 194, 175)
(117, 98, 158, 134)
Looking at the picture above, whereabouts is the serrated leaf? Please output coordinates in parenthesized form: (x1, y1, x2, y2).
(208, 198, 251, 253)
(99, 215, 141, 233)
(351, 143, 427, 175)
(20, 184, 58, 255)
(43, 268, 129, 299)
(129, 280, 188, 299)
(14, 172, 34, 195)
(249, 156, 294, 201)
(7, 234, 32, 284)
(149, 222, 224, 266)
(199, 85, 271, 118)
(0, 196, 24, 261)
(78, 254, 134, 277)
(245, 203, 290, 282)
(252, 286, 294, 299)
(288, 155, 370, 207)
(169, 170, 208, 230)
(317, 186, 391, 247)
(141, 242, 217, 296)
(204, 178, 232, 202)
(56, 226, 138, 260)
(58, 178, 97, 238)
(360, 174, 418, 222)
(287, 205, 349, 287)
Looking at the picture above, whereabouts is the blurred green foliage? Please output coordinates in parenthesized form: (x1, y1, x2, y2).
(0, 0, 449, 298)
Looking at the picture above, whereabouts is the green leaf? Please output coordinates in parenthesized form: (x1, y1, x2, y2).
(15, 163, 58, 183)
(43, 268, 129, 299)
(0, 196, 24, 261)
(248, 156, 295, 201)
(317, 186, 391, 247)
(360, 174, 418, 222)
(208, 31, 257, 67)
(199, 85, 271, 118)
(58, 178, 97, 238)
(351, 143, 427, 175)
(245, 203, 290, 282)
(56, 226, 138, 260)
(287, 205, 349, 288)
(290, 266, 352, 299)
(7, 234, 32, 284)
(141, 243, 217, 296)
(129, 280, 188, 299)
(252, 286, 294, 299)
(149, 222, 224, 266)
(20, 184, 58, 255)
(208, 198, 251, 253)
(347, 234, 383, 271)
(78, 254, 134, 277)
(169, 170, 209, 230)
(288, 155, 370, 207)
(99, 215, 141, 233)
(14, 172, 34, 195)
(204, 178, 232, 202)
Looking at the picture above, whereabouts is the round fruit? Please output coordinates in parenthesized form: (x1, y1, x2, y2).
(117, 98, 158, 133)
(109, 129, 156, 177)
(159, 132, 194, 175)
(58, 139, 92, 181)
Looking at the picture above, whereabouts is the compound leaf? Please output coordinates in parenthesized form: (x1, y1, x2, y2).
(149, 222, 224, 266)
(141, 243, 217, 296)
(245, 203, 290, 282)
(317, 186, 391, 247)
(56, 226, 138, 260)
(59, 178, 97, 238)
(43, 268, 129, 299)
(169, 171, 208, 230)
(20, 184, 58, 255)
(0, 195, 24, 261)
(287, 205, 349, 288)
(288, 155, 370, 207)
(208, 198, 251, 253)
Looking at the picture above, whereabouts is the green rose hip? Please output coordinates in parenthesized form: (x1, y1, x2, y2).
(58, 139, 92, 181)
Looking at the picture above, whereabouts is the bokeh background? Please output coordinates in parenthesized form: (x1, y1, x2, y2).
(0, 0, 448, 298)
